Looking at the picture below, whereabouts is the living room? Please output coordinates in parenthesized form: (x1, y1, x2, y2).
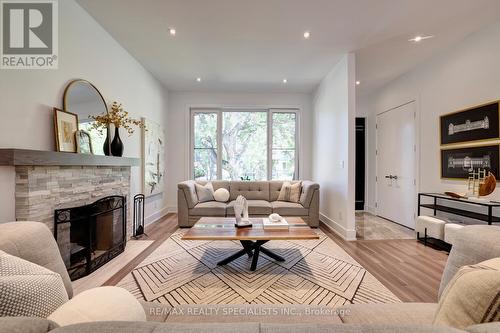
(1, 1, 500, 333)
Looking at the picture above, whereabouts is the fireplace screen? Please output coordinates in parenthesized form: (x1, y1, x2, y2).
(54, 196, 126, 280)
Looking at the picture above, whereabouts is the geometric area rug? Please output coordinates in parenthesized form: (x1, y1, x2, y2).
(117, 229, 400, 308)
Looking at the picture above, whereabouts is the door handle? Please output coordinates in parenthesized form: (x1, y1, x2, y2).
(392, 175, 398, 180)
(385, 175, 398, 180)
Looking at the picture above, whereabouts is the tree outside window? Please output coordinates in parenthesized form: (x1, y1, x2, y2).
(192, 109, 298, 181)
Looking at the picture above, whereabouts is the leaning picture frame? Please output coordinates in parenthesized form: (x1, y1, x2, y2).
(76, 130, 93, 154)
(54, 108, 78, 153)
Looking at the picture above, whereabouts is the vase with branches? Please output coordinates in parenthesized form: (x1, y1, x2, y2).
(90, 101, 146, 156)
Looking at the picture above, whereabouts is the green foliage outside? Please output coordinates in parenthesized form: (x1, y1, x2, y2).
(194, 112, 296, 181)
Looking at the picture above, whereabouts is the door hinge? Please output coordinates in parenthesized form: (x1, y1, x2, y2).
(414, 179, 416, 186)
(414, 111, 416, 119)
(375, 176, 378, 182)
(376, 149, 378, 156)
(375, 124, 378, 130)
(414, 145, 416, 152)
(375, 202, 378, 208)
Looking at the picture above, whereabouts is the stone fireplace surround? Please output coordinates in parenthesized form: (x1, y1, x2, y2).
(0, 149, 140, 265)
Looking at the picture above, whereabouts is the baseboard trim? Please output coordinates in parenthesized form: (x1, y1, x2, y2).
(145, 207, 170, 225)
(166, 206, 178, 214)
(365, 205, 376, 215)
(320, 213, 357, 241)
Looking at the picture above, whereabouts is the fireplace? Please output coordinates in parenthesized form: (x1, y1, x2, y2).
(54, 195, 126, 280)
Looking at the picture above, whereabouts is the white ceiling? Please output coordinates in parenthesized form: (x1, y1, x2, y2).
(77, 0, 500, 94)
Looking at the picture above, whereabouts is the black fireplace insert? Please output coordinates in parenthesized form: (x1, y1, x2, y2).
(54, 195, 126, 280)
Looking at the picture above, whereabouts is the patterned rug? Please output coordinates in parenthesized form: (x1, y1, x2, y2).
(117, 229, 400, 307)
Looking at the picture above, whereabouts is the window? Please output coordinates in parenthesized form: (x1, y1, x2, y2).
(192, 109, 298, 181)
(193, 112, 218, 180)
(272, 112, 297, 180)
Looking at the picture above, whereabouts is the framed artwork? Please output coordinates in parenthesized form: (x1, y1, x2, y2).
(54, 108, 78, 153)
(75, 130, 93, 154)
(441, 145, 500, 179)
(440, 101, 499, 145)
(142, 118, 165, 196)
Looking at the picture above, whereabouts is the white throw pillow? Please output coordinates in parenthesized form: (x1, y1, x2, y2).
(0, 250, 69, 318)
(214, 188, 230, 202)
(195, 182, 214, 202)
(48, 286, 146, 327)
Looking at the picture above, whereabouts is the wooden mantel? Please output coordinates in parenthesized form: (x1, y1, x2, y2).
(0, 149, 140, 167)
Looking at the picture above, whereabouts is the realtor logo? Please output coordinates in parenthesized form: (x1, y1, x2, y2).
(1, 0, 58, 69)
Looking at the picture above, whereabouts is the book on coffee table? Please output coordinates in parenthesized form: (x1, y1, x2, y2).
(263, 218, 289, 229)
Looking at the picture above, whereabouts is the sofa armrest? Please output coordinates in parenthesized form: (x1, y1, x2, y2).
(438, 225, 500, 298)
(0, 317, 59, 333)
(48, 287, 146, 327)
(300, 181, 319, 208)
(178, 181, 199, 209)
(466, 322, 500, 333)
(140, 301, 172, 322)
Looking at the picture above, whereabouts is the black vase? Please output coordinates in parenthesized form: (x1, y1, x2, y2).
(103, 128, 111, 156)
(111, 127, 124, 157)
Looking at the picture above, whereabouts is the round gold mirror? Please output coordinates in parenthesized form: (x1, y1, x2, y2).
(63, 79, 110, 155)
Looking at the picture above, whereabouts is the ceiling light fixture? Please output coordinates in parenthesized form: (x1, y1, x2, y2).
(196, 77, 202, 82)
(303, 31, 311, 39)
(169, 27, 176, 36)
(408, 35, 433, 43)
(356, 81, 360, 86)
(282, 78, 288, 84)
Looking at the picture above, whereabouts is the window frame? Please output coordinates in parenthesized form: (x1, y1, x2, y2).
(190, 107, 300, 181)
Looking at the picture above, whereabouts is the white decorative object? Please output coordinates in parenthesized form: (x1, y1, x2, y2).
(263, 217, 289, 229)
(214, 188, 230, 202)
(233, 195, 249, 224)
(142, 118, 165, 196)
(269, 213, 282, 222)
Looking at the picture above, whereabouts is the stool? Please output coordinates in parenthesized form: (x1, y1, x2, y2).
(416, 216, 446, 245)
(444, 223, 465, 246)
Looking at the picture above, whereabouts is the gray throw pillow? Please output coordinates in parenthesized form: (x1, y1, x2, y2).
(0, 250, 69, 318)
(195, 182, 215, 202)
(278, 181, 302, 203)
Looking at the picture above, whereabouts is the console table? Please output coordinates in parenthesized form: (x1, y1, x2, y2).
(418, 193, 500, 225)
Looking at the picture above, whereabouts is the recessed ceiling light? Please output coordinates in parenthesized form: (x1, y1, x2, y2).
(356, 81, 360, 86)
(408, 35, 434, 43)
(196, 77, 202, 82)
(303, 31, 311, 39)
(169, 27, 176, 36)
(282, 78, 288, 84)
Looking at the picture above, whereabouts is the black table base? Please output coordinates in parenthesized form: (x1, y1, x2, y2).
(217, 240, 285, 271)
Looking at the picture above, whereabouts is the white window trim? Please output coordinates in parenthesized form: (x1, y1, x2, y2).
(190, 107, 300, 181)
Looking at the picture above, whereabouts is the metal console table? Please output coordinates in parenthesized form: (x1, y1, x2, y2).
(418, 193, 500, 225)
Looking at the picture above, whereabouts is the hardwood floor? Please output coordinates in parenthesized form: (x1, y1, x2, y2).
(355, 212, 414, 240)
(320, 224, 449, 303)
(104, 213, 448, 303)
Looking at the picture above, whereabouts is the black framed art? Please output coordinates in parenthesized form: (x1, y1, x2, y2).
(441, 145, 500, 179)
(440, 101, 499, 145)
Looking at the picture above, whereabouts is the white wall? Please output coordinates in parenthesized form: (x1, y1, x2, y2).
(364, 19, 500, 214)
(312, 54, 356, 240)
(166, 91, 313, 211)
(0, 0, 169, 224)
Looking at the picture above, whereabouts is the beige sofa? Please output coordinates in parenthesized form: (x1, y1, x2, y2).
(177, 180, 320, 227)
(1, 222, 500, 333)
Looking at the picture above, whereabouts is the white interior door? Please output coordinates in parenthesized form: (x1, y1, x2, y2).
(376, 102, 416, 229)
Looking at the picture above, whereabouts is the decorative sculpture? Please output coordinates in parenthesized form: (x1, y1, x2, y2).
(445, 168, 496, 200)
(234, 195, 251, 227)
